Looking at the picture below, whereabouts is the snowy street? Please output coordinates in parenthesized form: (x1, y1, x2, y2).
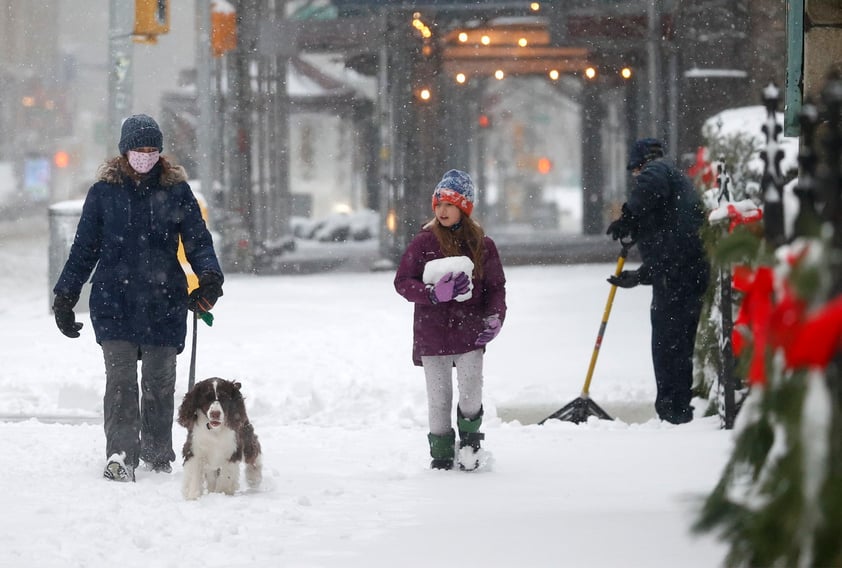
(0, 213, 730, 567)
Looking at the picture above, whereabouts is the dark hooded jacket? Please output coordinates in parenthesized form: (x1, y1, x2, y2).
(394, 226, 507, 366)
(626, 157, 708, 292)
(53, 156, 222, 353)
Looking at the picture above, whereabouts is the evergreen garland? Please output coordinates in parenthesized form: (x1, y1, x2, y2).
(694, 224, 841, 566)
(694, 78, 842, 565)
(692, 129, 764, 420)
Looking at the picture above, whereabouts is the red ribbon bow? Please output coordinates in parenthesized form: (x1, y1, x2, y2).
(784, 296, 842, 369)
(726, 203, 763, 233)
(732, 256, 842, 382)
(732, 266, 775, 384)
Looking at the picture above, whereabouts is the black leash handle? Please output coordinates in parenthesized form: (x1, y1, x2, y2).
(619, 237, 636, 258)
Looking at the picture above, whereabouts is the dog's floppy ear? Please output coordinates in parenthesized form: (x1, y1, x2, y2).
(177, 387, 199, 427)
(233, 381, 243, 399)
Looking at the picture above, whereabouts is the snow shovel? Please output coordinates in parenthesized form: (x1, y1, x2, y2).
(539, 240, 634, 425)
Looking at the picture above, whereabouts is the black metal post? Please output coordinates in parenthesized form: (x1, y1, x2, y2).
(820, 74, 842, 281)
(792, 101, 821, 239)
(759, 83, 785, 247)
(817, 72, 842, 500)
(716, 163, 736, 428)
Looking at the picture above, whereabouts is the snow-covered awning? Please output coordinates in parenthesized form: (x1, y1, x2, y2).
(294, 53, 376, 101)
(685, 68, 748, 79)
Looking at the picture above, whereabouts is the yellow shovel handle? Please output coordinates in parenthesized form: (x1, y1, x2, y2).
(581, 247, 629, 396)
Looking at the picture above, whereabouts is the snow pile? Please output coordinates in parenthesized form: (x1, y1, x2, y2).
(702, 105, 799, 176)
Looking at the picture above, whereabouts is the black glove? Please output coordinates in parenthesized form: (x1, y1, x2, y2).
(188, 272, 223, 313)
(606, 204, 636, 241)
(53, 294, 83, 338)
(607, 270, 642, 289)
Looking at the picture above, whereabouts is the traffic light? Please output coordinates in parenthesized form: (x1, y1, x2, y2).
(53, 150, 70, 169)
(478, 114, 491, 128)
(211, 2, 238, 57)
(134, 0, 170, 44)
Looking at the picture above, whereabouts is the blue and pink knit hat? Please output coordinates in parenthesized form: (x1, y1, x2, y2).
(432, 169, 475, 216)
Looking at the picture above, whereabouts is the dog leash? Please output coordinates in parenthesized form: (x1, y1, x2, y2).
(188, 310, 198, 391)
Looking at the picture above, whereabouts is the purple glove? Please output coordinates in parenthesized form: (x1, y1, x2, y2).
(476, 315, 502, 346)
(430, 271, 471, 304)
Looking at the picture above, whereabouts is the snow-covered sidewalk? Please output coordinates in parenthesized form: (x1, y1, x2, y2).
(0, 214, 730, 567)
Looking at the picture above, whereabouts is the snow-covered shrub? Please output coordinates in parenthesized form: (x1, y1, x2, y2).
(292, 209, 379, 242)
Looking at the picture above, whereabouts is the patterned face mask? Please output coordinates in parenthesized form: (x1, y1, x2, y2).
(127, 150, 160, 174)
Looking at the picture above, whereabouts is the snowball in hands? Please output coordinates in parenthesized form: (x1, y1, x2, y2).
(423, 256, 474, 302)
(431, 272, 470, 303)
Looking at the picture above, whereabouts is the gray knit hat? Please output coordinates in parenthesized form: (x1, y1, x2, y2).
(118, 114, 163, 155)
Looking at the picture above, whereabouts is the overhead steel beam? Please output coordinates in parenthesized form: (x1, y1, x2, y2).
(443, 57, 591, 77)
(442, 44, 590, 77)
(442, 23, 552, 46)
(257, 15, 385, 56)
(444, 45, 588, 59)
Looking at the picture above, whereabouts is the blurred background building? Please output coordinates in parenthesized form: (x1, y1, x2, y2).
(2, 0, 828, 269)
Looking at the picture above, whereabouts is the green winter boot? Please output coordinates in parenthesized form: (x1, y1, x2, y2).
(457, 406, 485, 471)
(428, 429, 456, 470)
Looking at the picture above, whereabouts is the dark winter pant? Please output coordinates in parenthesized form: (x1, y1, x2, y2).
(650, 276, 706, 424)
(102, 340, 177, 468)
(422, 349, 484, 435)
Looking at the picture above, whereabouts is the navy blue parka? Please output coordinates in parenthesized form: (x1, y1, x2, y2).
(53, 156, 222, 353)
(624, 156, 710, 423)
(626, 157, 708, 289)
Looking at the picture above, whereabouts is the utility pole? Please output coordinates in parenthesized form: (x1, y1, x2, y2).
(196, 0, 214, 202)
(268, 0, 291, 245)
(646, 0, 662, 138)
(581, 80, 604, 234)
(225, 0, 259, 272)
(108, 0, 134, 150)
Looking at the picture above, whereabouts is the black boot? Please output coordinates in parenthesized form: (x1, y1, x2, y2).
(457, 406, 485, 471)
(427, 429, 455, 470)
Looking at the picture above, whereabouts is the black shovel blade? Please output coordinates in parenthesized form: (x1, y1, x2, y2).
(539, 396, 613, 425)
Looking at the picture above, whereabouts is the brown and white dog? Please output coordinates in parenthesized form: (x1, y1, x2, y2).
(177, 377, 262, 500)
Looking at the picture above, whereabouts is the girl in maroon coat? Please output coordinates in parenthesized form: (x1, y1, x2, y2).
(394, 170, 507, 470)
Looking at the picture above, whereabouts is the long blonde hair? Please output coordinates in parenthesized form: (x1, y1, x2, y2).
(426, 215, 486, 279)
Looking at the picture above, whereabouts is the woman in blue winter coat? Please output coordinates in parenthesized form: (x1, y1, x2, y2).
(52, 114, 223, 482)
(394, 170, 507, 471)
